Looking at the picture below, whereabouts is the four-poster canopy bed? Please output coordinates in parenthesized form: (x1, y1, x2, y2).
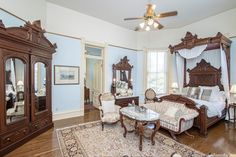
(160, 32, 232, 136)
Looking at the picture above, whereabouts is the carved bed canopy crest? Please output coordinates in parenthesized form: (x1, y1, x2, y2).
(168, 32, 232, 88)
(168, 32, 231, 53)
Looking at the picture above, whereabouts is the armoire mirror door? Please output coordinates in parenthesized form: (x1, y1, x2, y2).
(1, 51, 29, 130)
(31, 55, 51, 122)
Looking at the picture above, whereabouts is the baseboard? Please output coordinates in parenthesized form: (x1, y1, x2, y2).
(53, 109, 84, 121)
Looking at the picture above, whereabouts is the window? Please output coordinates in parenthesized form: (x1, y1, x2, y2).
(146, 50, 167, 94)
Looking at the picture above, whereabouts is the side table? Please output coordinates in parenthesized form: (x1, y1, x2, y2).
(228, 103, 236, 128)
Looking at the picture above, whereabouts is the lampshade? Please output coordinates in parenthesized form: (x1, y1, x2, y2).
(230, 84, 236, 94)
(153, 22, 159, 28)
(145, 26, 150, 31)
(17, 80, 24, 86)
(139, 22, 145, 28)
(147, 19, 154, 26)
(171, 82, 178, 89)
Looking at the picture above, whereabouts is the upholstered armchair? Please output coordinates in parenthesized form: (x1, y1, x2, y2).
(144, 88, 158, 103)
(98, 93, 121, 130)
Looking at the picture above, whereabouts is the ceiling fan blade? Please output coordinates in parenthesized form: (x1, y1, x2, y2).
(156, 11, 178, 18)
(154, 20, 164, 29)
(124, 17, 144, 21)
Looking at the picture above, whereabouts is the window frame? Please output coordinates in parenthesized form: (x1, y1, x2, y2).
(146, 50, 168, 95)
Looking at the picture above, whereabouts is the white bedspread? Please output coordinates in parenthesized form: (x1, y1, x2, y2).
(187, 97, 225, 118)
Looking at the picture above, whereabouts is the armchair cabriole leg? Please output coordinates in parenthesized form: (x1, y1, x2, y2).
(102, 122, 104, 131)
(184, 131, 194, 138)
(169, 131, 177, 141)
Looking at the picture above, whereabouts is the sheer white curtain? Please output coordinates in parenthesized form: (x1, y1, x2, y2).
(175, 45, 207, 91)
(178, 45, 207, 59)
(10, 59, 16, 91)
(175, 53, 184, 92)
(146, 50, 167, 94)
(220, 46, 230, 100)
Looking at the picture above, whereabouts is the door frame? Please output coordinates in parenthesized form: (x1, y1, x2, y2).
(81, 40, 106, 109)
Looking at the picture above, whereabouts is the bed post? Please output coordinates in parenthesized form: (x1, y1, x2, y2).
(199, 105, 208, 137)
(184, 59, 187, 87)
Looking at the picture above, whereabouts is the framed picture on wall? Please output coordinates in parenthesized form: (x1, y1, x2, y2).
(54, 65, 80, 85)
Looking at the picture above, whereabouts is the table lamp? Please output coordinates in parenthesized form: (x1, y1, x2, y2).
(230, 84, 236, 103)
(17, 80, 24, 91)
(171, 82, 178, 93)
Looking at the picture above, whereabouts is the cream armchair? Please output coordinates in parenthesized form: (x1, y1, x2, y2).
(99, 93, 121, 130)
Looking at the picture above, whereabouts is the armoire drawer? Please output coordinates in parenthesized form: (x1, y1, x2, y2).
(1, 127, 29, 148)
(31, 117, 52, 132)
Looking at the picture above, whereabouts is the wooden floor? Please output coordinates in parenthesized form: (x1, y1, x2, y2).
(5, 105, 236, 157)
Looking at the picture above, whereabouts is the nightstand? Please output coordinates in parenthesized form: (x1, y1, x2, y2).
(228, 103, 236, 128)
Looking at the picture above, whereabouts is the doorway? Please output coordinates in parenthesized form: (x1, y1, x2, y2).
(84, 44, 104, 109)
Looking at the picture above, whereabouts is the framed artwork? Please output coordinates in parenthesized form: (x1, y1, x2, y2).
(54, 65, 80, 85)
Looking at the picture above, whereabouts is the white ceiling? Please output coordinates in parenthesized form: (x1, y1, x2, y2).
(47, 0, 236, 30)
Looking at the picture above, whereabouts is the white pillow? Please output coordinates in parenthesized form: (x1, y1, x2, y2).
(101, 100, 115, 113)
(164, 107, 179, 118)
(199, 86, 219, 100)
(210, 91, 226, 102)
(182, 87, 189, 96)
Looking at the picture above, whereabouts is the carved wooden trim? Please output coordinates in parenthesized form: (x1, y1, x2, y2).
(169, 32, 231, 88)
(0, 20, 5, 29)
(169, 32, 231, 53)
(159, 94, 226, 137)
(111, 56, 133, 94)
(112, 56, 133, 70)
(0, 20, 56, 53)
(186, 59, 224, 90)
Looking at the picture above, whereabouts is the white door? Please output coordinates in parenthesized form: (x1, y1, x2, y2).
(92, 60, 102, 108)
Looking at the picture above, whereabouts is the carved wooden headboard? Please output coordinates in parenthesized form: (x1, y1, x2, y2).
(186, 59, 224, 90)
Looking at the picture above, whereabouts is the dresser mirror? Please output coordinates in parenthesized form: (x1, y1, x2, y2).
(34, 62, 47, 113)
(5, 58, 25, 124)
(112, 56, 133, 96)
(116, 70, 129, 82)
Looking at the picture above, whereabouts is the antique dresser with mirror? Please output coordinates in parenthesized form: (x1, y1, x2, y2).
(0, 20, 56, 155)
(111, 56, 139, 107)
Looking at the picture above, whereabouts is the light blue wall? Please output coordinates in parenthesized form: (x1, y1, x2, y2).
(46, 34, 82, 113)
(0, 9, 25, 27)
(230, 37, 236, 85)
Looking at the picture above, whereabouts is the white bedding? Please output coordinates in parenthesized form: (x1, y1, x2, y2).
(187, 97, 225, 118)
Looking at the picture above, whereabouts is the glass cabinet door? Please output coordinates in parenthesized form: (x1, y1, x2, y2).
(5, 58, 25, 124)
(34, 62, 47, 113)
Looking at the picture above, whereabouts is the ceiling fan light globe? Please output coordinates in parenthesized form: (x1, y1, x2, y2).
(145, 26, 150, 31)
(151, 4, 156, 10)
(139, 22, 145, 28)
(154, 22, 159, 28)
(147, 19, 154, 25)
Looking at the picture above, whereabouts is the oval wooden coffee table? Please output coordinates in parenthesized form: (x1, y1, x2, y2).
(120, 105, 160, 151)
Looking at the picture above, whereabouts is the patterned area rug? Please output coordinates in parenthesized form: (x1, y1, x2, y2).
(56, 121, 205, 157)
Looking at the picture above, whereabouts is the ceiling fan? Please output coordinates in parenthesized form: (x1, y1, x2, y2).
(124, 4, 178, 31)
